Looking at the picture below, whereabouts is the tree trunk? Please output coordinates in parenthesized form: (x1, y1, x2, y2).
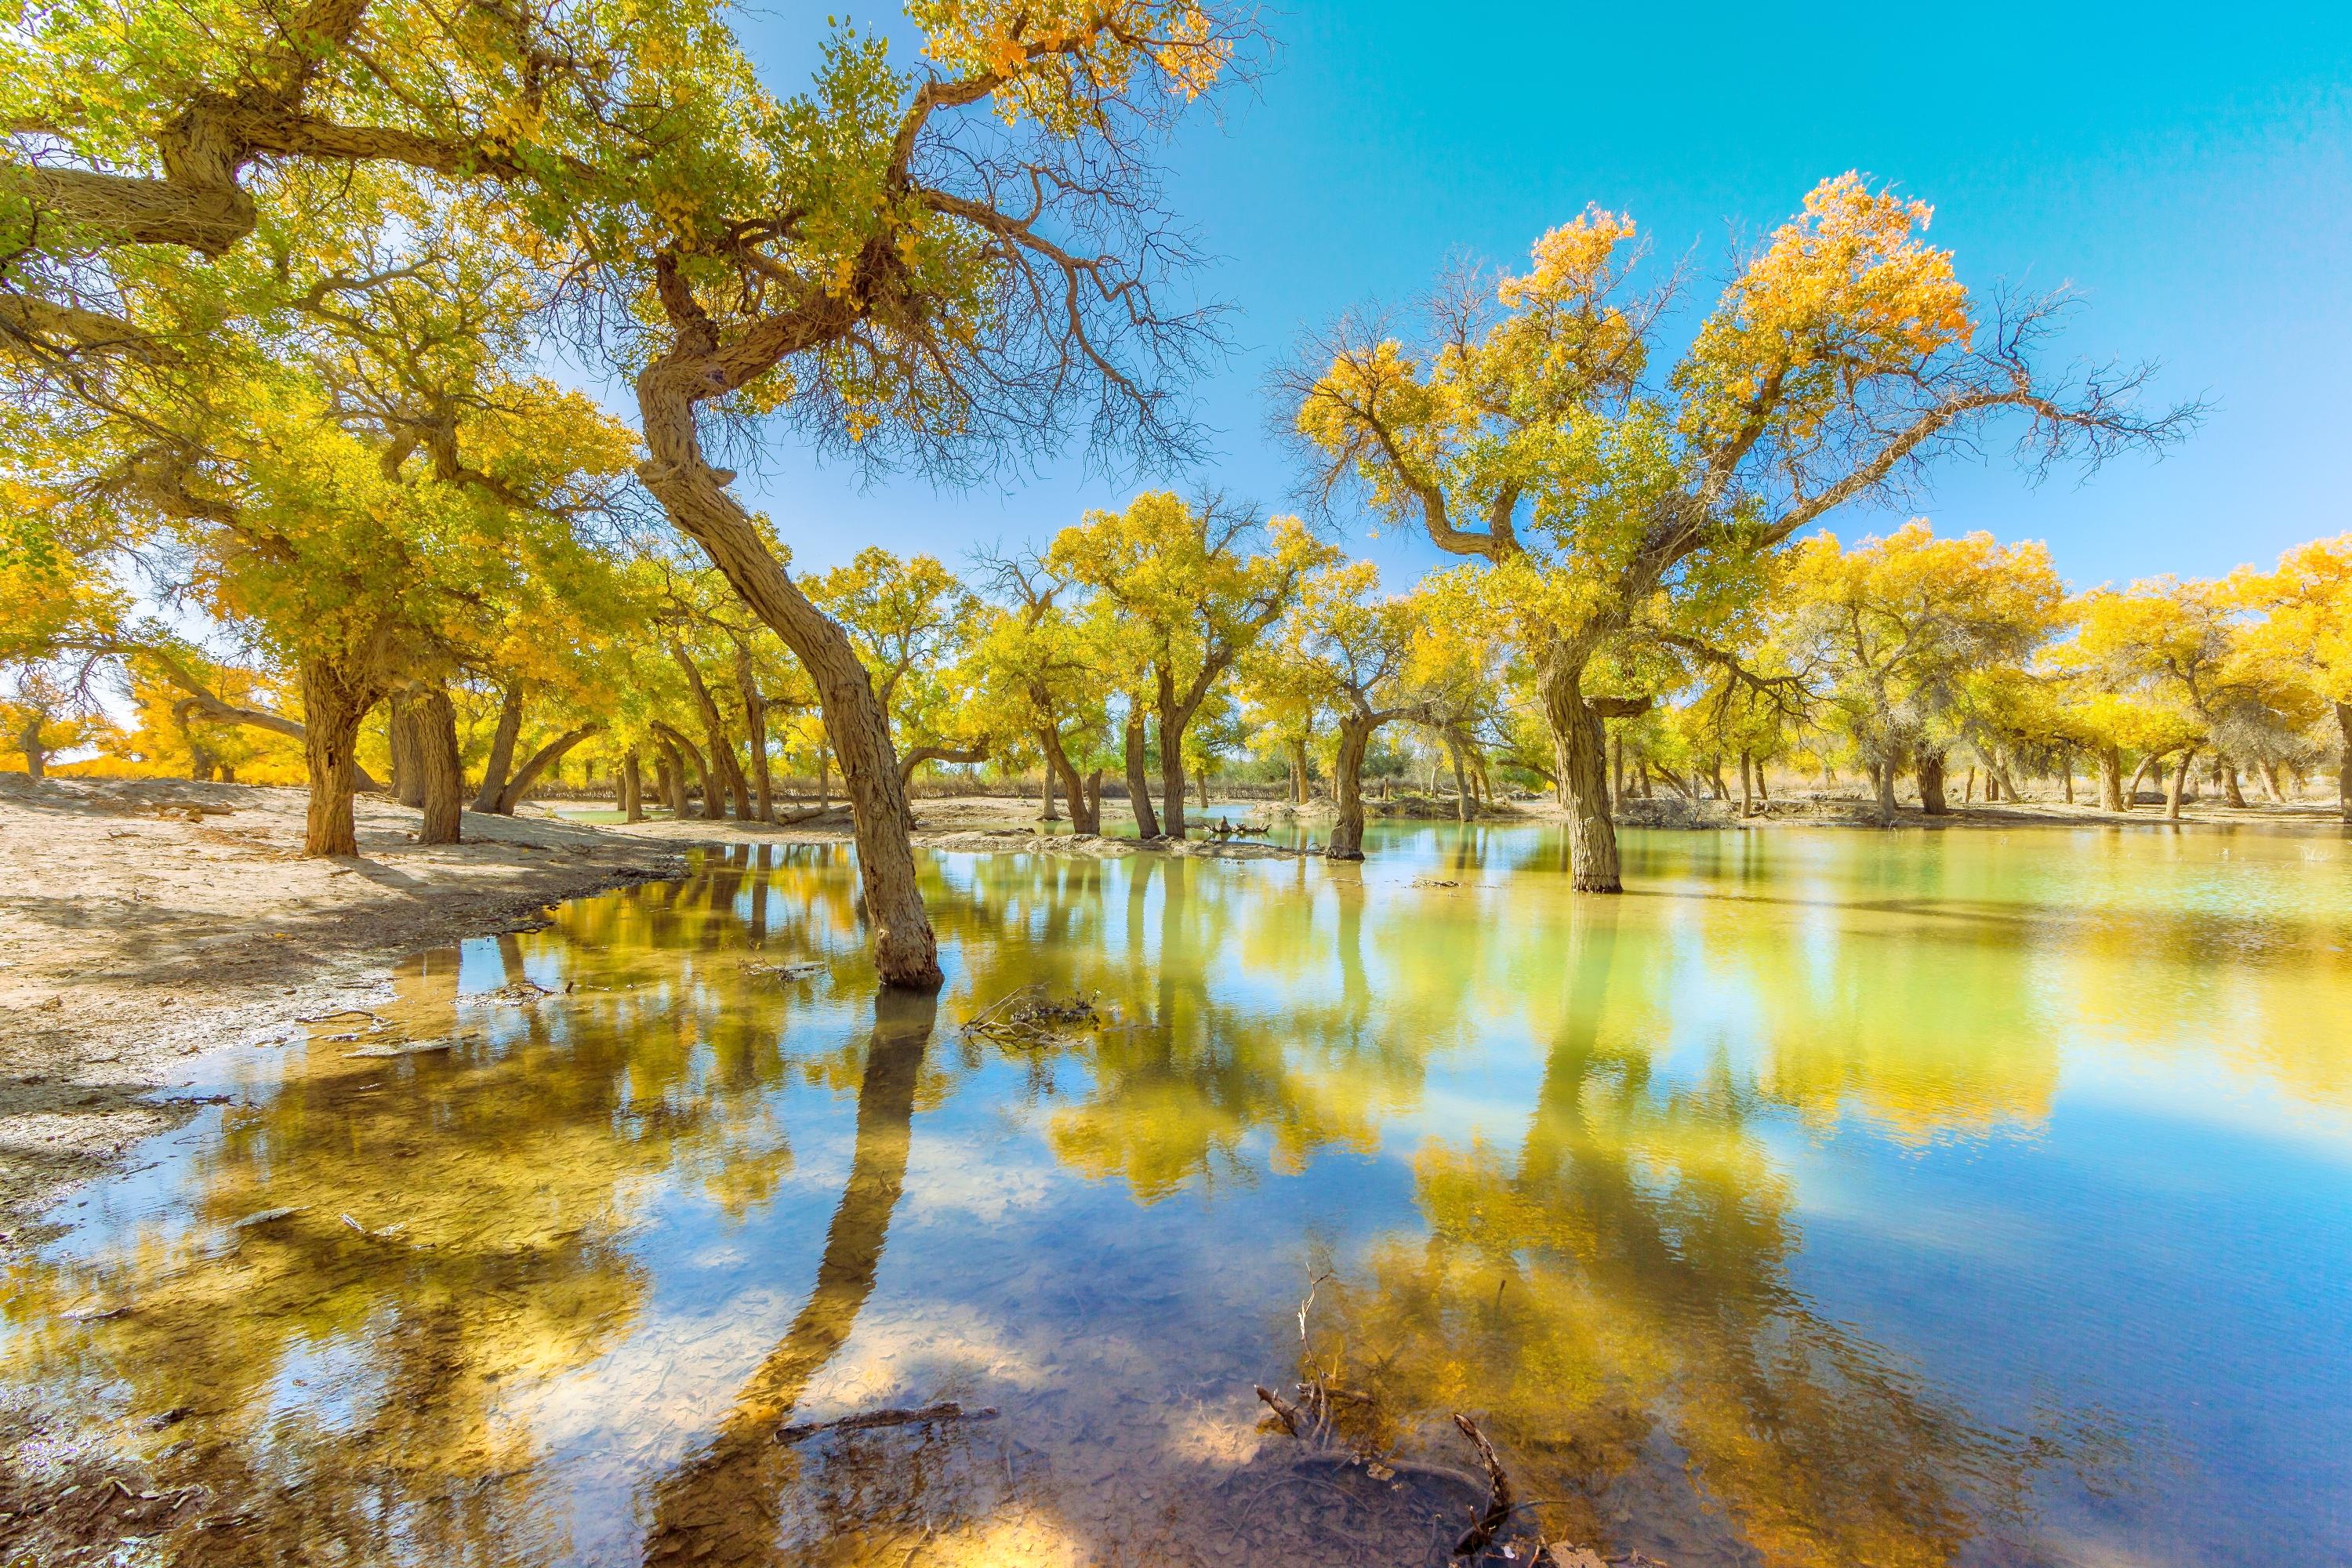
(637, 343, 941, 989)
(673, 643, 750, 819)
(2338, 702, 2352, 822)
(654, 722, 715, 818)
(734, 643, 773, 821)
(657, 745, 686, 816)
(387, 689, 426, 808)
(1608, 730, 1624, 807)
(2100, 746, 2125, 811)
(622, 750, 645, 823)
(16, 717, 46, 779)
(2061, 747, 2075, 805)
(298, 656, 376, 857)
(2124, 752, 2159, 810)
(1086, 769, 1103, 832)
(1154, 671, 1189, 840)
(1125, 703, 1160, 839)
(1540, 657, 1621, 893)
(1739, 749, 1754, 818)
(2223, 761, 2247, 808)
(1038, 761, 1058, 821)
(1447, 735, 1470, 822)
(1918, 751, 1948, 815)
(1040, 726, 1096, 833)
(473, 682, 524, 814)
(2259, 760, 2285, 804)
(497, 725, 598, 815)
(414, 684, 464, 845)
(1290, 736, 1310, 806)
(1874, 758, 1897, 826)
(2166, 746, 2196, 822)
(1327, 713, 1374, 860)
(1753, 760, 1767, 802)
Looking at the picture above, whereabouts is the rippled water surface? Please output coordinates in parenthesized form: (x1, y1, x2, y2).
(7, 824, 2350, 1566)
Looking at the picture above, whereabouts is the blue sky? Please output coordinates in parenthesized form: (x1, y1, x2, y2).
(733, 3, 2352, 590)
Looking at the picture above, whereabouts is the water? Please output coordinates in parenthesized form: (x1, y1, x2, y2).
(5, 824, 2349, 1566)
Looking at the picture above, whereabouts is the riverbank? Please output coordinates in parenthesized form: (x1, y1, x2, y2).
(0, 776, 693, 1249)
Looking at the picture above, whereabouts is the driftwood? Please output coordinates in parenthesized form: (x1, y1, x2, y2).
(960, 985, 1101, 1047)
(775, 1402, 998, 1444)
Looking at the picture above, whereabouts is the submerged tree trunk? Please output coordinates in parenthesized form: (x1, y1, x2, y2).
(415, 684, 464, 845)
(298, 656, 377, 858)
(471, 681, 525, 814)
(1540, 655, 1622, 894)
(2166, 746, 2197, 822)
(637, 337, 941, 989)
(1327, 714, 1374, 860)
(622, 750, 645, 823)
(734, 643, 773, 821)
(1918, 751, 1948, 816)
(1125, 703, 1160, 839)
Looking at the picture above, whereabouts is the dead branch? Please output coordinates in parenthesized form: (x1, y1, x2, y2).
(775, 1402, 998, 1445)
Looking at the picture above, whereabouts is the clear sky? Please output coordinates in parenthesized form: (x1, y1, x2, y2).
(732, 3, 2352, 590)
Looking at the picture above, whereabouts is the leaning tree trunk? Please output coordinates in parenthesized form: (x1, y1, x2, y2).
(637, 341, 940, 986)
(473, 681, 524, 813)
(733, 644, 774, 822)
(2165, 746, 2197, 822)
(1539, 655, 1621, 894)
(653, 722, 716, 819)
(496, 726, 597, 815)
(673, 644, 751, 819)
(414, 684, 464, 845)
(1918, 751, 1948, 815)
(1327, 713, 1374, 860)
(1124, 704, 1160, 839)
(298, 655, 377, 857)
(1040, 726, 1097, 833)
(656, 743, 688, 816)
(2123, 752, 2160, 811)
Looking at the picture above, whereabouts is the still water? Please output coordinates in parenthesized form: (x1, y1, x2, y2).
(5, 825, 2349, 1566)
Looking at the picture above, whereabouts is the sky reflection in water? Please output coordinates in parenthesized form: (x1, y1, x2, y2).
(5, 823, 2350, 1567)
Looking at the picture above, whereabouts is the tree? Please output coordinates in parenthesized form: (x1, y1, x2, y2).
(2240, 535, 2352, 821)
(804, 548, 989, 784)
(1777, 522, 2067, 824)
(971, 551, 1114, 832)
(6, 0, 1259, 985)
(1288, 176, 2193, 890)
(1251, 564, 1465, 857)
(1048, 492, 1336, 838)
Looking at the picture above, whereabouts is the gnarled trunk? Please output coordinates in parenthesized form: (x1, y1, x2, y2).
(472, 681, 524, 814)
(637, 343, 939, 986)
(2100, 746, 2124, 811)
(15, 715, 47, 779)
(1327, 713, 1374, 860)
(2222, 760, 2247, 808)
(415, 684, 464, 845)
(1539, 655, 1621, 893)
(1124, 703, 1160, 839)
(298, 656, 377, 858)
(1918, 751, 1947, 815)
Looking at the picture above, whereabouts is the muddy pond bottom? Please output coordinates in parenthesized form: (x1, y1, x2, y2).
(6, 824, 2350, 1566)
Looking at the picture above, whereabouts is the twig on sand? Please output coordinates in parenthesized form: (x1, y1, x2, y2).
(775, 1401, 999, 1444)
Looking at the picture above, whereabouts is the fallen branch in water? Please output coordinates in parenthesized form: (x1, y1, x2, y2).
(1450, 1414, 1512, 1559)
(775, 1402, 999, 1444)
(960, 985, 1102, 1047)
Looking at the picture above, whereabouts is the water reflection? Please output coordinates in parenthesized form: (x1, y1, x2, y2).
(2, 829, 2347, 1567)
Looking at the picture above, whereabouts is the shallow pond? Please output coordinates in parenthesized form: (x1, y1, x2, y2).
(6, 823, 2350, 1566)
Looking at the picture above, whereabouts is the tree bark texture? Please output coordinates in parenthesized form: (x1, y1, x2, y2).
(387, 689, 426, 807)
(415, 684, 464, 844)
(1327, 715, 1373, 860)
(298, 656, 377, 857)
(622, 750, 645, 823)
(473, 682, 524, 814)
(1154, 670, 1189, 840)
(638, 336, 942, 988)
(1540, 658, 1621, 893)
(1918, 751, 1947, 815)
(1124, 704, 1160, 839)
